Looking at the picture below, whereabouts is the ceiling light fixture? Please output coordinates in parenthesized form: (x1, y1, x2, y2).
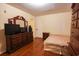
(29, 3, 47, 6)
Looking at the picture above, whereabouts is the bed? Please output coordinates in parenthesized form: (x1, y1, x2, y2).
(44, 34, 70, 55)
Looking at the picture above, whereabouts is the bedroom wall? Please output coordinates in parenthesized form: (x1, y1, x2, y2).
(35, 11, 72, 38)
(0, 4, 35, 54)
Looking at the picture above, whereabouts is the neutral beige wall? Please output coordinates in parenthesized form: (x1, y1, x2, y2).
(0, 4, 35, 54)
(35, 11, 72, 37)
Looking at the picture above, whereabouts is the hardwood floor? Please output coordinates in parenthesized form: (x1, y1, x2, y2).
(0, 38, 61, 56)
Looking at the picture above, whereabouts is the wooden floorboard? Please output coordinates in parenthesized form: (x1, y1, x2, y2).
(0, 38, 61, 56)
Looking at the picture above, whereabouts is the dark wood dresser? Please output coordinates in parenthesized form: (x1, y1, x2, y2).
(4, 16, 33, 53)
(68, 3, 79, 55)
(6, 32, 33, 53)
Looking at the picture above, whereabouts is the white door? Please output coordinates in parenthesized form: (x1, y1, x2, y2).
(35, 18, 43, 38)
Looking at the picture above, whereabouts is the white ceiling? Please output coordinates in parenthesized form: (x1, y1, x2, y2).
(8, 3, 71, 16)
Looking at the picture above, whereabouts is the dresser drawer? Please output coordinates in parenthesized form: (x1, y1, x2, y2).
(71, 28, 79, 39)
(71, 20, 77, 28)
(72, 12, 78, 20)
(77, 10, 79, 18)
(67, 45, 75, 56)
(77, 19, 79, 28)
(72, 4, 79, 14)
(70, 37, 79, 55)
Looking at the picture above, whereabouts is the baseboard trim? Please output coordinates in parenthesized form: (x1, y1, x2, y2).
(34, 37, 42, 39)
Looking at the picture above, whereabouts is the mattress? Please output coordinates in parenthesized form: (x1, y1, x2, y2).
(44, 35, 70, 55)
(44, 35, 70, 47)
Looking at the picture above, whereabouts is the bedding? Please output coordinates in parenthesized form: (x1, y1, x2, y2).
(44, 34, 70, 55)
(44, 35, 70, 46)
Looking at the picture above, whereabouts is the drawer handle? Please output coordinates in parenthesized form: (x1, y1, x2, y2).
(71, 32, 74, 33)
